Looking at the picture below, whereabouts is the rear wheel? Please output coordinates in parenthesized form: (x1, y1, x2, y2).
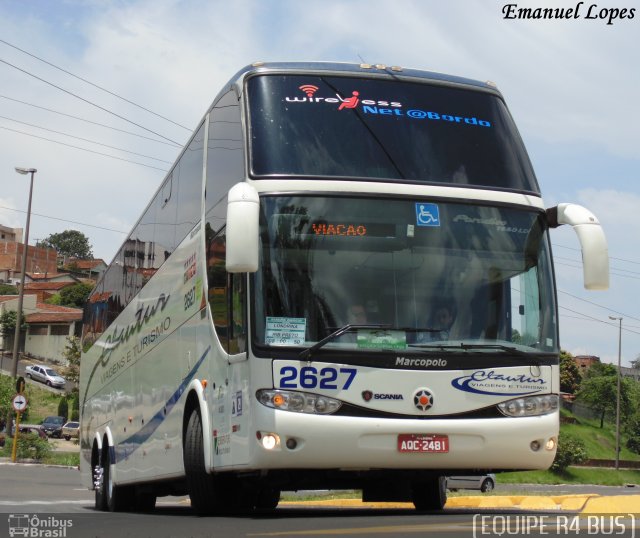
(94, 459, 107, 511)
(184, 409, 220, 515)
(100, 445, 134, 512)
(412, 476, 447, 512)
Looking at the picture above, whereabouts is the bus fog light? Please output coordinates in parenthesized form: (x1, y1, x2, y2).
(286, 438, 298, 450)
(545, 437, 557, 451)
(530, 440, 541, 452)
(259, 433, 280, 450)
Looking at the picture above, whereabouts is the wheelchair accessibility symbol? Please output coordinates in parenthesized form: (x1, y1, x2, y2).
(415, 203, 441, 227)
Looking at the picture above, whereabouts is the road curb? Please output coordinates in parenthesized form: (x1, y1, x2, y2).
(281, 494, 636, 512)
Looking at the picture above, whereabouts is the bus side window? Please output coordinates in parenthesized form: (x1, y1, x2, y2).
(176, 123, 205, 242)
(205, 89, 245, 214)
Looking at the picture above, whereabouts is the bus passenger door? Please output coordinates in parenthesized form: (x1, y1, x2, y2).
(227, 273, 251, 467)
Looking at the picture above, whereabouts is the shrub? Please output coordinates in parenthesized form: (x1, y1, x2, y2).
(8, 433, 53, 461)
(58, 397, 69, 422)
(551, 433, 587, 473)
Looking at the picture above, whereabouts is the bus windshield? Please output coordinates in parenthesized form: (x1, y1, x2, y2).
(247, 75, 539, 193)
(253, 196, 558, 356)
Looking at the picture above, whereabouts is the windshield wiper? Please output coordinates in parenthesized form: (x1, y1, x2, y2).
(407, 342, 530, 356)
(299, 324, 390, 361)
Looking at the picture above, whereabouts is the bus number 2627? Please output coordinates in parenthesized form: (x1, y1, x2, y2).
(278, 366, 357, 390)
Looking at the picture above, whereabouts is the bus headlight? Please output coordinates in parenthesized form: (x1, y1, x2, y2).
(498, 394, 559, 417)
(257, 389, 342, 415)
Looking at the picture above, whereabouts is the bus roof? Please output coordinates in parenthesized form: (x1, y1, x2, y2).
(229, 61, 500, 94)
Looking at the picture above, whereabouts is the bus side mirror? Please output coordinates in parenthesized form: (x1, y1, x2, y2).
(546, 203, 609, 290)
(226, 183, 259, 273)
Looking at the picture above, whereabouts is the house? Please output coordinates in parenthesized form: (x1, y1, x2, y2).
(0, 294, 39, 353)
(573, 355, 601, 373)
(24, 272, 78, 283)
(63, 258, 107, 280)
(24, 303, 83, 363)
(0, 294, 82, 364)
(22, 281, 79, 302)
(0, 237, 58, 285)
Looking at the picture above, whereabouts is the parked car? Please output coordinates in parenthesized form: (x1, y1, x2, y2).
(24, 365, 66, 389)
(61, 421, 79, 441)
(19, 425, 48, 441)
(41, 416, 65, 438)
(446, 474, 496, 492)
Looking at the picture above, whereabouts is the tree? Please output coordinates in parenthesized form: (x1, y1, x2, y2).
(61, 336, 81, 388)
(38, 230, 93, 260)
(58, 282, 94, 307)
(626, 413, 640, 455)
(0, 311, 26, 335)
(577, 373, 635, 428)
(559, 350, 581, 394)
(0, 283, 18, 295)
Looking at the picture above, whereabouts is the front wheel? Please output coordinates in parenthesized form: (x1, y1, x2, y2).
(412, 476, 447, 512)
(184, 409, 221, 515)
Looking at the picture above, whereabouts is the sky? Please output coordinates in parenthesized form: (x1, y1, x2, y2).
(0, 0, 638, 366)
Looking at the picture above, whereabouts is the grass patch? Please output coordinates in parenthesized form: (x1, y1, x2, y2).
(499, 468, 640, 486)
(22, 384, 62, 424)
(41, 451, 80, 467)
(560, 409, 640, 461)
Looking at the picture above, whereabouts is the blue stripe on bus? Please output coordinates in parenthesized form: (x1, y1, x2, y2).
(113, 345, 211, 463)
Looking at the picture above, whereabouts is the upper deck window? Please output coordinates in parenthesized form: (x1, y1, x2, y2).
(247, 75, 540, 194)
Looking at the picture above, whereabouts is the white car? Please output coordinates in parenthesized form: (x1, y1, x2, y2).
(446, 474, 496, 492)
(24, 365, 66, 388)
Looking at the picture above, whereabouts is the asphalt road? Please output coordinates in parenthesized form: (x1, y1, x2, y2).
(0, 464, 638, 538)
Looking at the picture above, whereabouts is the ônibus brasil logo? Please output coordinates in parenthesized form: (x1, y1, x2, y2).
(286, 84, 402, 110)
(285, 84, 492, 127)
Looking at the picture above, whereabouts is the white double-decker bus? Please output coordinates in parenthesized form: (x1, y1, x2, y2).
(80, 62, 609, 513)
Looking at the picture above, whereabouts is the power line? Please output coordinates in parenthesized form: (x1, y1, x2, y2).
(558, 289, 640, 323)
(558, 306, 640, 337)
(0, 38, 191, 132)
(0, 125, 169, 172)
(554, 243, 640, 266)
(554, 256, 640, 277)
(555, 260, 640, 282)
(0, 94, 181, 147)
(0, 57, 183, 146)
(0, 205, 128, 234)
(0, 116, 174, 164)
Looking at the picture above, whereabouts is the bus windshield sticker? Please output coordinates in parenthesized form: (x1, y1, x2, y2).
(357, 329, 406, 350)
(415, 203, 441, 227)
(266, 317, 306, 346)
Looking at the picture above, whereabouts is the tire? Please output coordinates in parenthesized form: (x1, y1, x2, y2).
(480, 478, 495, 493)
(255, 487, 280, 511)
(64, 435, 70, 441)
(46, 380, 52, 387)
(26, 373, 32, 379)
(184, 409, 219, 515)
(94, 458, 107, 512)
(412, 476, 447, 512)
(101, 445, 133, 512)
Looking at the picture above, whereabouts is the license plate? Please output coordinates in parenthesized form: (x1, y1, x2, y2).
(397, 434, 449, 453)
